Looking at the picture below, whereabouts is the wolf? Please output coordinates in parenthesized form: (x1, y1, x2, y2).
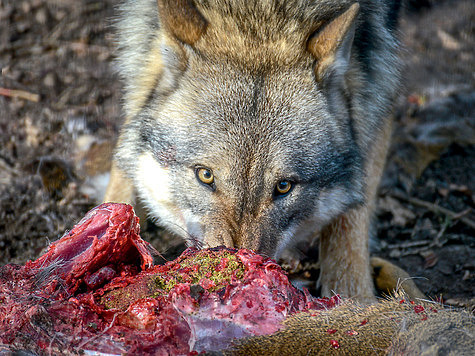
(105, 0, 402, 301)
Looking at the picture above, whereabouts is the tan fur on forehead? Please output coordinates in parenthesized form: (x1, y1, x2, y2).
(190, 0, 356, 67)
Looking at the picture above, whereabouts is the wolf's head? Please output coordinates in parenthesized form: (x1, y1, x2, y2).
(117, 0, 368, 258)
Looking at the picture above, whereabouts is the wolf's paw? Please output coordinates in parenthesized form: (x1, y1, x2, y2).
(371, 257, 426, 300)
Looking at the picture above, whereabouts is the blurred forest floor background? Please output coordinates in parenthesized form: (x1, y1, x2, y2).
(0, 0, 473, 308)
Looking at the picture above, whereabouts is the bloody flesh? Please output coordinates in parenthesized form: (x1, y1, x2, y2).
(0, 203, 338, 355)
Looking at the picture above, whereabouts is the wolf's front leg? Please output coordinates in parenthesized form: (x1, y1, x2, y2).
(319, 206, 375, 302)
(319, 118, 392, 302)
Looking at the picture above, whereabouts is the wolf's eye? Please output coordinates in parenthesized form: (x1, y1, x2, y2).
(274, 180, 293, 197)
(196, 167, 215, 188)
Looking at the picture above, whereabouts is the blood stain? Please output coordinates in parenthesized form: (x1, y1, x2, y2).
(329, 339, 340, 349)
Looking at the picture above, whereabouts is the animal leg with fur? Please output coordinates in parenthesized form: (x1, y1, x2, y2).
(319, 119, 392, 302)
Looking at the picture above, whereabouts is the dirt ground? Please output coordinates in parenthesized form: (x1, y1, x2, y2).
(0, 0, 473, 307)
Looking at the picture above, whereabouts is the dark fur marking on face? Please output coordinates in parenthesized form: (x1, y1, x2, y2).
(142, 64, 188, 114)
(139, 118, 176, 166)
(277, 210, 300, 231)
(251, 73, 264, 123)
(271, 187, 320, 232)
(140, 73, 162, 112)
(294, 145, 358, 188)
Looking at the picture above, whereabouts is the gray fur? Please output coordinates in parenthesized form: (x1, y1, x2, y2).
(112, 0, 400, 289)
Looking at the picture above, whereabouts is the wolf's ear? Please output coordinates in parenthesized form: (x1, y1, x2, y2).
(157, 0, 208, 45)
(307, 3, 359, 80)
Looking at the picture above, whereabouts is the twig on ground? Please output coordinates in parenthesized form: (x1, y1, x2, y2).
(434, 218, 449, 247)
(0, 87, 40, 102)
(387, 239, 432, 250)
(390, 191, 475, 230)
(391, 246, 433, 258)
